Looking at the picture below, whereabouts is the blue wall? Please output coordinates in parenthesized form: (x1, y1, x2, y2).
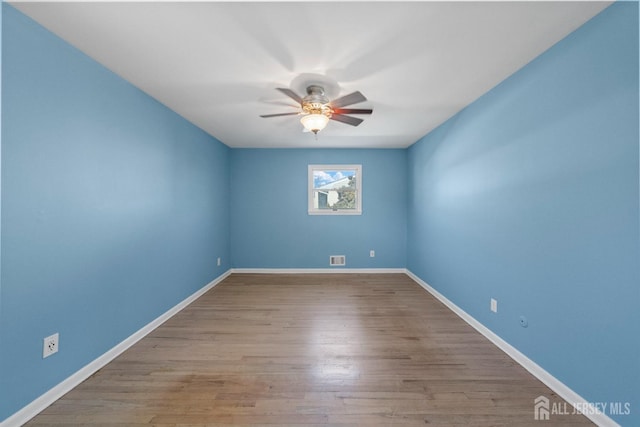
(230, 149, 407, 269)
(407, 3, 638, 425)
(0, 5, 230, 420)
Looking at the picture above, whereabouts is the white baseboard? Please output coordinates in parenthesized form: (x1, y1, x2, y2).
(0, 269, 232, 427)
(231, 268, 406, 274)
(405, 270, 619, 427)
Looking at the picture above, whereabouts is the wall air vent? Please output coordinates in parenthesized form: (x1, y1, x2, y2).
(329, 255, 346, 266)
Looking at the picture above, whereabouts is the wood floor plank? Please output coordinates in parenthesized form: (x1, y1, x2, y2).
(25, 273, 593, 426)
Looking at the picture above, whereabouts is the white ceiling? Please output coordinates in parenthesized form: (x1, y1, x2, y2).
(10, 1, 611, 149)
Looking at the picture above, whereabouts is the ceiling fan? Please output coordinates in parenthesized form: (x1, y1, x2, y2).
(260, 85, 373, 135)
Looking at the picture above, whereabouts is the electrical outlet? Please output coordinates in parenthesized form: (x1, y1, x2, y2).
(490, 298, 498, 313)
(370, 250, 375, 258)
(217, 257, 221, 266)
(43, 333, 59, 358)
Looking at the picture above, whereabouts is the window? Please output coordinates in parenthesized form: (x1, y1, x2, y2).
(308, 164, 362, 215)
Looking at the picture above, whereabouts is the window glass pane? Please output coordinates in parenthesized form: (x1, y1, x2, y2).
(313, 170, 356, 190)
(308, 165, 361, 215)
(312, 169, 357, 210)
(313, 189, 357, 210)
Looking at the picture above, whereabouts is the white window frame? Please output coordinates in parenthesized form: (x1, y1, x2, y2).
(308, 164, 362, 215)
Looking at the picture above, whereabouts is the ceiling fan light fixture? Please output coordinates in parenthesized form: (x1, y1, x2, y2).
(300, 113, 329, 134)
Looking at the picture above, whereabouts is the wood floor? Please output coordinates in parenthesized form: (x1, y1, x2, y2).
(26, 274, 593, 426)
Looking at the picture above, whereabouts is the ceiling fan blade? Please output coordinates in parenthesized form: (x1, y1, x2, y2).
(330, 91, 367, 108)
(330, 114, 364, 127)
(260, 112, 300, 118)
(276, 88, 303, 104)
(333, 108, 372, 115)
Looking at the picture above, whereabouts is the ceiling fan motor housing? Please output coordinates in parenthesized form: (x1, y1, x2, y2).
(302, 85, 333, 117)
